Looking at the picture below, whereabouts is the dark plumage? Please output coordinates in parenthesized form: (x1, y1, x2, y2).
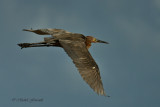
(18, 28, 109, 96)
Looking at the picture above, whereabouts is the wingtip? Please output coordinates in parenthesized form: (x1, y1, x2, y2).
(23, 28, 33, 31)
(102, 92, 110, 97)
(96, 92, 110, 97)
(104, 94, 110, 97)
(106, 42, 109, 44)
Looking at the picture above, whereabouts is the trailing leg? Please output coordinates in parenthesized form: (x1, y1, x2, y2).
(17, 41, 60, 49)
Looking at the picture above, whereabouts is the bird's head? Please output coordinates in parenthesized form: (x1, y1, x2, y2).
(86, 36, 109, 44)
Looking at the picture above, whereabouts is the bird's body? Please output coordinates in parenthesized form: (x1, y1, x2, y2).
(18, 28, 109, 96)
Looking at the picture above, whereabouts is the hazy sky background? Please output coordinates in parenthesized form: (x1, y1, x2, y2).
(0, 0, 160, 107)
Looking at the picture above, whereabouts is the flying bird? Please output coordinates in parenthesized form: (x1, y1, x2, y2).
(18, 28, 109, 97)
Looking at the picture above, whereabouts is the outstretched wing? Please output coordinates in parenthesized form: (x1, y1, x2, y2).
(23, 28, 70, 36)
(59, 39, 106, 96)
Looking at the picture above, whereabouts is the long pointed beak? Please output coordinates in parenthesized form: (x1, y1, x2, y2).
(96, 39, 109, 44)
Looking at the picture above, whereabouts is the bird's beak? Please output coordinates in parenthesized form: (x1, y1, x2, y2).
(96, 39, 109, 44)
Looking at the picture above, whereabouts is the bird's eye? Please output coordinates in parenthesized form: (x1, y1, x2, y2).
(93, 38, 97, 42)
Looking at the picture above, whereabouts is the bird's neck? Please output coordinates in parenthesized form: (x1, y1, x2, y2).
(85, 42, 91, 49)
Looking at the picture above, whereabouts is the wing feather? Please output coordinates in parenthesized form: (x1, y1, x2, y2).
(23, 28, 70, 36)
(59, 39, 106, 96)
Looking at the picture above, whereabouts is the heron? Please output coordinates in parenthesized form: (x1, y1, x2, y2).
(18, 28, 109, 97)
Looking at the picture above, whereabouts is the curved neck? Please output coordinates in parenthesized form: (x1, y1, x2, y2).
(85, 40, 91, 49)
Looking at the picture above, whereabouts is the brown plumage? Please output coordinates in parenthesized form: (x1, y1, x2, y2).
(18, 28, 109, 96)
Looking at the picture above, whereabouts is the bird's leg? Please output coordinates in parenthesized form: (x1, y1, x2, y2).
(17, 41, 57, 49)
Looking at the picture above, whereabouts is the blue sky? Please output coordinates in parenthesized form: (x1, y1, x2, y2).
(0, 0, 160, 107)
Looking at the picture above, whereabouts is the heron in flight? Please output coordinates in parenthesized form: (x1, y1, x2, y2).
(18, 28, 109, 96)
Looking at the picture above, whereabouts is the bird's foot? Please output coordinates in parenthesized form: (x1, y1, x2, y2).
(18, 43, 31, 49)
